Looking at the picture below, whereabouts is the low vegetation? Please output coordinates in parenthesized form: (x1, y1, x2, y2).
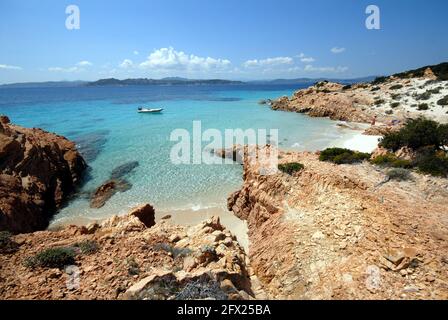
(416, 91, 432, 101)
(74, 240, 99, 255)
(319, 148, 371, 164)
(126, 256, 140, 275)
(437, 96, 448, 106)
(278, 162, 304, 175)
(391, 102, 400, 109)
(393, 62, 448, 81)
(371, 153, 411, 168)
(175, 277, 228, 300)
(386, 168, 413, 181)
(417, 103, 429, 111)
(390, 84, 403, 90)
(380, 118, 446, 151)
(374, 99, 385, 105)
(414, 149, 448, 177)
(379, 118, 448, 177)
(0, 231, 19, 254)
(25, 247, 76, 269)
(154, 243, 192, 258)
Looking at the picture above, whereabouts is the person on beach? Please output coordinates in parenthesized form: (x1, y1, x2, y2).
(371, 116, 377, 126)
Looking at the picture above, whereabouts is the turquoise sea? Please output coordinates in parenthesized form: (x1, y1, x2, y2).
(0, 84, 354, 227)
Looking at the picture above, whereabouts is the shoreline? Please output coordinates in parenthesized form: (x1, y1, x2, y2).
(50, 204, 250, 253)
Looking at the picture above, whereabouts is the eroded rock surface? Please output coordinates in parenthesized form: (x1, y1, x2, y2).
(0, 117, 87, 233)
(228, 146, 448, 299)
(0, 207, 255, 300)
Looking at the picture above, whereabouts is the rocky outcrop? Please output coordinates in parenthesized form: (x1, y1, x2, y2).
(0, 116, 87, 233)
(90, 179, 131, 208)
(228, 146, 448, 299)
(269, 70, 448, 128)
(0, 206, 256, 300)
(90, 161, 139, 208)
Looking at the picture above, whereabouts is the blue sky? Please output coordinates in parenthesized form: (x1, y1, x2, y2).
(0, 0, 447, 83)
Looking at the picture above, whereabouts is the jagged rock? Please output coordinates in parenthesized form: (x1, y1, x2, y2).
(0, 119, 86, 233)
(129, 204, 155, 228)
(0, 209, 253, 300)
(228, 146, 448, 299)
(90, 179, 131, 208)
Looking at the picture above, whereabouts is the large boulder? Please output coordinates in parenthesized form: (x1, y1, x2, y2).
(0, 118, 87, 233)
(90, 179, 131, 209)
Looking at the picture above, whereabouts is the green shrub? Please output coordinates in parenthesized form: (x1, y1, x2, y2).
(278, 162, 304, 175)
(25, 247, 76, 269)
(391, 93, 401, 100)
(392, 63, 448, 81)
(154, 243, 192, 258)
(319, 148, 371, 164)
(342, 85, 352, 90)
(417, 103, 429, 111)
(380, 118, 443, 151)
(127, 257, 140, 275)
(416, 91, 432, 101)
(437, 96, 448, 106)
(385, 110, 393, 115)
(372, 76, 387, 85)
(429, 87, 441, 94)
(74, 240, 99, 255)
(374, 99, 385, 105)
(391, 102, 400, 109)
(371, 154, 412, 168)
(371, 86, 380, 91)
(438, 124, 448, 148)
(386, 168, 413, 181)
(0, 231, 19, 254)
(414, 151, 448, 177)
(390, 84, 403, 90)
(175, 276, 228, 300)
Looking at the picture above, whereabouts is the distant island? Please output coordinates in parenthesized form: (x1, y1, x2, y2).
(86, 78, 244, 86)
(0, 76, 379, 88)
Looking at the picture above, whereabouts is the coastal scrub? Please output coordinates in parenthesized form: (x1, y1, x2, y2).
(319, 148, 370, 164)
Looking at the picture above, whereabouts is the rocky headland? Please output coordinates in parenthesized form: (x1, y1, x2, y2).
(227, 146, 448, 299)
(270, 63, 448, 135)
(0, 116, 87, 233)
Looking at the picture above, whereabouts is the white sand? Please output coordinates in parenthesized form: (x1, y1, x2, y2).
(340, 134, 381, 153)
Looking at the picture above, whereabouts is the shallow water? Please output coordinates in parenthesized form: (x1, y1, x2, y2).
(0, 84, 355, 227)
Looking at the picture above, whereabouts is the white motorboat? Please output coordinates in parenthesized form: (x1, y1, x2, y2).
(138, 107, 163, 113)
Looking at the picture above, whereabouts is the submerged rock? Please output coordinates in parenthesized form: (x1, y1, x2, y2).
(74, 130, 109, 163)
(90, 179, 131, 209)
(110, 161, 139, 180)
(0, 118, 87, 233)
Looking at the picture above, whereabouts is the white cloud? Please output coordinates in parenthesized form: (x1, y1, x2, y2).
(133, 51, 139, 55)
(331, 47, 346, 54)
(304, 65, 348, 73)
(301, 57, 315, 63)
(0, 64, 22, 70)
(48, 61, 92, 73)
(119, 59, 134, 69)
(139, 47, 231, 71)
(48, 66, 79, 73)
(77, 60, 93, 67)
(297, 53, 315, 63)
(243, 56, 293, 68)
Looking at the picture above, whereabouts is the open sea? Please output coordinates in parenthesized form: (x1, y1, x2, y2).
(0, 84, 355, 228)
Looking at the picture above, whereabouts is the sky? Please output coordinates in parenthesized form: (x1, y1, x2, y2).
(0, 0, 447, 84)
